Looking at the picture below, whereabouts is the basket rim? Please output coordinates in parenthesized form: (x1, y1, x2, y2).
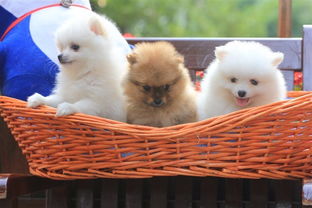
(0, 90, 311, 136)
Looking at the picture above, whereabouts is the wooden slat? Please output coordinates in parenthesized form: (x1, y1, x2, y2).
(127, 38, 302, 71)
(273, 180, 293, 208)
(0, 174, 64, 200)
(250, 179, 268, 208)
(150, 177, 168, 208)
(225, 179, 242, 208)
(126, 179, 142, 208)
(303, 25, 312, 91)
(76, 181, 94, 208)
(46, 185, 69, 208)
(18, 198, 45, 208)
(100, 179, 118, 208)
(200, 177, 218, 208)
(282, 71, 294, 91)
(174, 177, 192, 208)
(0, 198, 17, 208)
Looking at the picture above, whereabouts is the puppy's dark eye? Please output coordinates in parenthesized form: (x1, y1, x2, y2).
(230, 77, 237, 83)
(163, 84, 170, 91)
(143, 85, 151, 92)
(250, 79, 258, 86)
(71, 44, 80, 51)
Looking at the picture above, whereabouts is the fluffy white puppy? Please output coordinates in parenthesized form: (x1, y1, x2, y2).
(198, 41, 287, 120)
(27, 11, 127, 122)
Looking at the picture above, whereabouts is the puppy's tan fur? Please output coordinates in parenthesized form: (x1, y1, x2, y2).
(123, 41, 197, 127)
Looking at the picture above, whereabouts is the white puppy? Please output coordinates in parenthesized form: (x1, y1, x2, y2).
(198, 41, 287, 120)
(27, 11, 127, 122)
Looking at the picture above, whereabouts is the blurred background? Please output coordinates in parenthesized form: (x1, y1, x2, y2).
(90, 0, 312, 37)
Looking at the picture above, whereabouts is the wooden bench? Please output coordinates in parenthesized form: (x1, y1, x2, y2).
(1, 24, 312, 208)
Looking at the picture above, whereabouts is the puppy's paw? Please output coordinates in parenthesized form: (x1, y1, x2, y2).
(27, 93, 45, 108)
(56, 103, 77, 117)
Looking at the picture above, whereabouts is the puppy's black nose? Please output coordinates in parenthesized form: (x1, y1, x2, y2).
(152, 98, 164, 107)
(238, 90, 246, 98)
(58, 54, 63, 63)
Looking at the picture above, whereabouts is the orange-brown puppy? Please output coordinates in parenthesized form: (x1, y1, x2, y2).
(123, 41, 197, 127)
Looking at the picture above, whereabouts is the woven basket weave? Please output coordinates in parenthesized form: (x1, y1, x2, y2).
(0, 91, 312, 180)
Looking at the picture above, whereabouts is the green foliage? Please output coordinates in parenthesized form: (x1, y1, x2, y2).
(90, 0, 312, 37)
(292, 0, 312, 37)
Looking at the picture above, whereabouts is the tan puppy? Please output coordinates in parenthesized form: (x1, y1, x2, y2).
(123, 41, 197, 127)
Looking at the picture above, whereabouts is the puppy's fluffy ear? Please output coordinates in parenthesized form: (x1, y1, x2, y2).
(272, 52, 284, 67)
(89, 15, 106, 36)
(127, 53, 137, 65)
(175, 53, 184, 64)
(215, 46, 228, 61)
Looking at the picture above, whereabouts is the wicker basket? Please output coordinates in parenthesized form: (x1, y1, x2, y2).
(0, 91, 312, 180)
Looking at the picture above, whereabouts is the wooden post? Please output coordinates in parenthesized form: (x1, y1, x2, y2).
(278, 0, 292, 37)
(302, 25, 312, 91)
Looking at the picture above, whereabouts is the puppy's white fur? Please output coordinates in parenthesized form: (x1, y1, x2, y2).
(27, 11, 127, 122)
(198, 41, 287, 120)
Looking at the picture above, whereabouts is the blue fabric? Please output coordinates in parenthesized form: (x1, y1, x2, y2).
(0, 16, 58, 100)
(0, 6, 17, 37)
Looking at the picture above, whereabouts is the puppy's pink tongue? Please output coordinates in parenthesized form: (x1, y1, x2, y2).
(236, 98, 250, 107)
